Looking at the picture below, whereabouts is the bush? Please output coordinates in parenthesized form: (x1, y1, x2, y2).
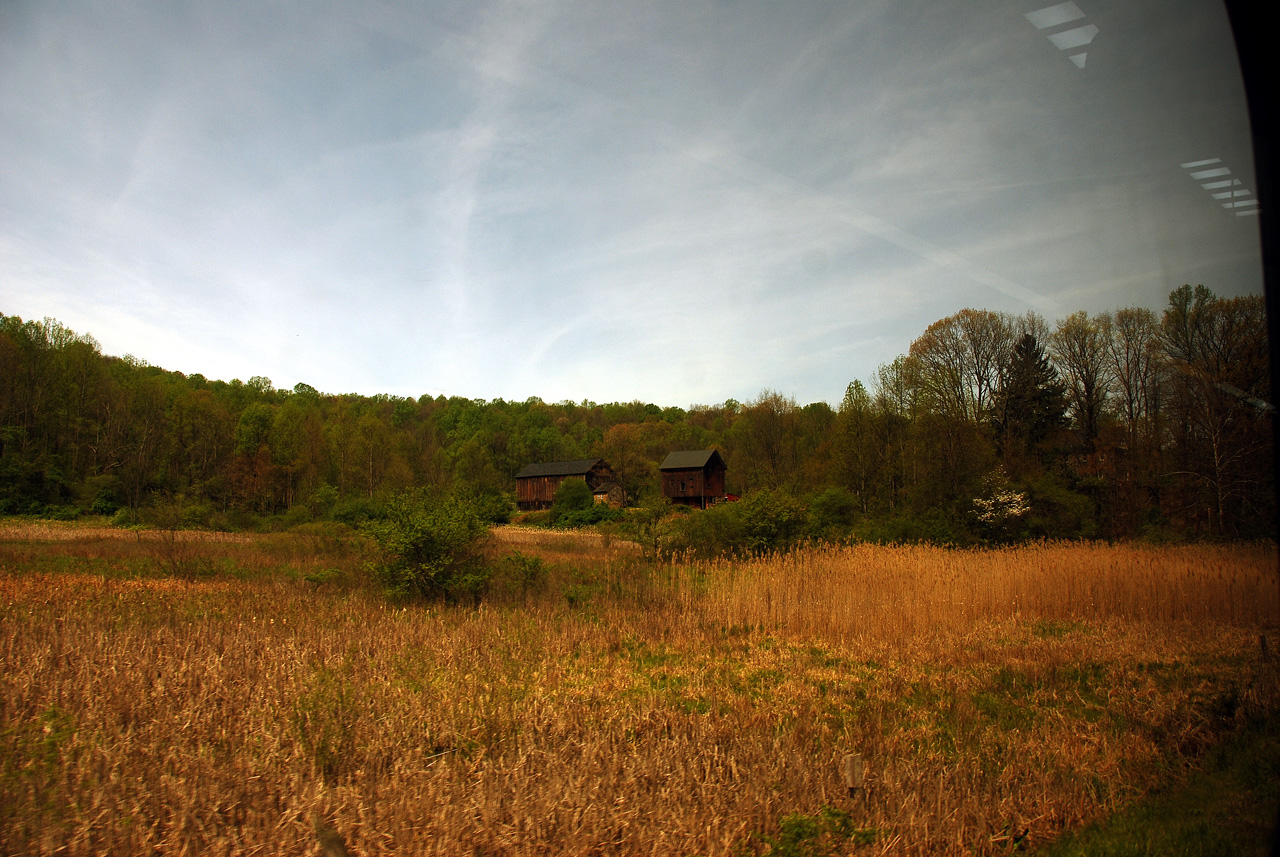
(663, 502, 743, 558)
(513, 510, 551, 527)
(110, 507, 140, 527)
(459, 487, 515, 525)
(619, 495, 681, 559)
(43, 505, 82, 521)
(807, 487, 858, 540)
(82, 475, 122, 515)
(331, 496, 384, 525)
(853, 508, 964, 545)
(548, 478, 593, 526)
(308, 484, 340, 519)
(364, 490, 490, 602)
(554, 503, 623, 529)
(734, 489, 809, 555)
(660, 489, 809, 559)
(490, 551, 548, 602)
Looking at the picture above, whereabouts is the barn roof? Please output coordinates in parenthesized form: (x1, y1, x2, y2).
(659, 449, 726, 471)
(515, 459, 604, 479)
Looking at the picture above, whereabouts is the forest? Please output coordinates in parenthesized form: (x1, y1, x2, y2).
(0, 284, 1272, 543)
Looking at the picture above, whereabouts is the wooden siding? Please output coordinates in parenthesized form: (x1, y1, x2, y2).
(660, 462, 726, 509)
(515, 461, 616, 510)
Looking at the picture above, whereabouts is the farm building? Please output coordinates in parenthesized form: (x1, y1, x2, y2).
(515, 459, 617, 511)
(659, 449, 727, 509)
(592, 482, 625, 508)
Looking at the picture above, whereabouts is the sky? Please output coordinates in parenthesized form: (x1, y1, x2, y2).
(0, 0, 1261, 407)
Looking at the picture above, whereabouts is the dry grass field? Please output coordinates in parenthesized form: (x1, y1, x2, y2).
(1, 523, 1277, 855)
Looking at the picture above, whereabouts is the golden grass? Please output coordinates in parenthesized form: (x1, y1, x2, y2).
(1, 532, 1276, 855)
(682, 541, 1280, 639)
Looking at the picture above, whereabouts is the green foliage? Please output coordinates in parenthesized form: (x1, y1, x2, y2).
(467, 489, 515, 525)
(1038, 711, 1280, 857)
(542, 477, 623, 528)
(663, 489, 810, 558)
(807, 487, 858, 539)
(548, 478, 593, 525)
(734, 489, 809, 555)
(491, 551, 547, 601)
(744, 805, 876, 857)
(554, 503, 623, 529)
(308, 484, 339, 518)
(331, 496, 384, 525)
(0, 301, 1271, 544)
(663, 501, 744, 558)
(620, 495, 677, 559)
(1025, 471, 1098, 540)
(364, 490, 490, 602)
(292, 664, 359, 783)
(852, 507, 965, 545)
(992, 332, 1069, 471)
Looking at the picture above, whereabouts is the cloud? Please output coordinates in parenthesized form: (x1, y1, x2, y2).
(0, 0, 1260, 406)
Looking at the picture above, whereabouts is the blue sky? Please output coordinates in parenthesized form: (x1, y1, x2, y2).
(0, 0, 1260, 406)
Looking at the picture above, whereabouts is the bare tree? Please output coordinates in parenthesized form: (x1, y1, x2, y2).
(1051, 311, 1112, 449)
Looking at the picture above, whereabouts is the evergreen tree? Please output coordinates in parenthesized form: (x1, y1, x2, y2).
(992, 333, 1068, 474)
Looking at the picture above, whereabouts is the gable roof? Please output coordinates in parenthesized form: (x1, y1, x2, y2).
(659, 449, 726, 471)
(515, 458, 604, 479)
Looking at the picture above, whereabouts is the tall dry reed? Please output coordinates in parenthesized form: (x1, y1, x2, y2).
(1, 535, 1276, 855)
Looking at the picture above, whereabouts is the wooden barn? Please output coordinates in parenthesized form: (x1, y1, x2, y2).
(515, 459, 616, 511)
(659, 449, 727, 509)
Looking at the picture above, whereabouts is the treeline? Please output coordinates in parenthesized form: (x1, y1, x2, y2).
(0, 284, 1271, 541)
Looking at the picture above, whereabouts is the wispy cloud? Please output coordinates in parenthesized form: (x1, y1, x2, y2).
(0, 0, 1259, 406)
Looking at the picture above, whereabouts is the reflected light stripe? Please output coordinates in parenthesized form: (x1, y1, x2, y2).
(1201, 179, 1240, 189)
(1181, 158, 1222, 168)
(1192, 167, 1232, 179)
(1048, 24, 1098, 50)
(1026, 2, 1085, 29)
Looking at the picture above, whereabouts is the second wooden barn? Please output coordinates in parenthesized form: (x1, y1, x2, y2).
(515, 459, 616, 511)
(659, 449, 727, 509)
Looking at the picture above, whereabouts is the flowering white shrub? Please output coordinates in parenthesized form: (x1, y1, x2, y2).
(973, 488, 1029, 523)
(972, 469, 1029, 542)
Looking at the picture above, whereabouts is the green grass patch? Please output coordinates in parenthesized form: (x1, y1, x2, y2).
(1036, 713, 1280, 857)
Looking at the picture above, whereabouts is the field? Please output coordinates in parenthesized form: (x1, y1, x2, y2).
(1, 522, 1277, 855)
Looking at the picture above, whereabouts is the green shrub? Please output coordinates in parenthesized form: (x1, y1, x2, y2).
(364, 489, 489, 602)
(548, 478, 593, 526)
(461, 487, 515, 525)
(513, 510, 551, 527)
(82, 475, 122, 515)
(659, 490, 810, 558)
(332, 496, 384, 525)
(308, 483, 340, 518)
(806, 487, 858, 540)
(554, 503, 623, 529)
(277, 504, 314, 530)
(491, 551, 548, 602)
(664, 502, 744, 558)
(110, 507, 140, 528)
(750, 805, 876, 857)
(853, 508, 964, 545)
(44, 505, 81, 521)
(733, 489, 809, 555)
(619, 495, 681, 559)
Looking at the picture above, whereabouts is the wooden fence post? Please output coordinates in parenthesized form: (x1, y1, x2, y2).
(843, 753, 864, 797)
